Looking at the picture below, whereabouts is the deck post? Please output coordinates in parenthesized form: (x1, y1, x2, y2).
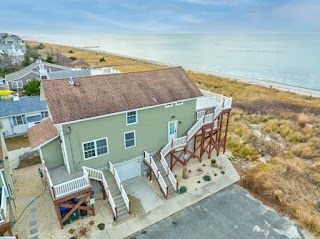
(223, 111, 231, 154)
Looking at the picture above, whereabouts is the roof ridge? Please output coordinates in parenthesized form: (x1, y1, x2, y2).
(42, 66, 183, 82)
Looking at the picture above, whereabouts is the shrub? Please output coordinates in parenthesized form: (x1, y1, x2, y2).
(69, 50, 74, 53)
(180, 186, 187, 193)
(37, 43, 45, 49)
(68, 228, 76, 234)
(97, 223, 105, 230)
(89, 220, 94, 226)
(70, 56, 77, 61)
(99, 57, 106, 62)
(211, 159, 216, 164)
(24, 79, 40, 96)
(203, 175, 211, 181)
(221, 170, 225, 174)
(297, 114, 308, 127)
(214, 173, 217, 176)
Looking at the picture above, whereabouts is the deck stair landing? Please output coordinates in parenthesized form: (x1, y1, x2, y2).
(104, 171, 131, 221)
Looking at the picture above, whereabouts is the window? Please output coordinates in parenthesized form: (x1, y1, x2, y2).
(41, 76, 47, 79)
(126, 111, 137, 125)
(165, 103, 173, 108)
(12, 115, 26, 125)
(124, 131, 136, 149)
(83, 138, 108, 160)
(41, 111, 49, 118)
(12, 81, 23, 89)
(176, 101, 183, 106)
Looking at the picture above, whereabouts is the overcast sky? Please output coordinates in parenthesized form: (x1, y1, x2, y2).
(2, 0, 320, 34)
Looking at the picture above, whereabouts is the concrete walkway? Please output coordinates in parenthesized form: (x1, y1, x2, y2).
(93, 155, 240, 239)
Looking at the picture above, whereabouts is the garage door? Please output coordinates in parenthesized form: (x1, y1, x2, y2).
(114, 157, 141, 181)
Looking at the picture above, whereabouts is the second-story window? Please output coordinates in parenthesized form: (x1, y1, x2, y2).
(126, 111, 137, 125)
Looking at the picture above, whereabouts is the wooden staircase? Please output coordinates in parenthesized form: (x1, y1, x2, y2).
(153, 153, 176, 199)
(104, 171, 131, 221)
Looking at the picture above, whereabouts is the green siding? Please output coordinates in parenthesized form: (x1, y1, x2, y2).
(63, 100, 197, 172)
(41, 138, 64, 169)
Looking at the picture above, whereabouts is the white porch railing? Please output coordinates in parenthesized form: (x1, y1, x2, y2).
(214, 101, 223, 119)
(53, 175, 90, 199)
(83, 166, 118, 219)
(44, 167, 54, 198)
(187, 116, 204, 141)
(0, 186, 7, 223)
(196, 110, 206, 120)
(172, 136, 187, 149)
(160, 155, 169, 175)
(108, 162, 130, 212)
(168, 169, 178, 192)
(143, 152, 168, 197)
(204, 113, 214, 124)
(161, 141, 172, 157)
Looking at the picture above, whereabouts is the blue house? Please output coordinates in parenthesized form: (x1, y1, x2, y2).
(0, 96, 48, 137)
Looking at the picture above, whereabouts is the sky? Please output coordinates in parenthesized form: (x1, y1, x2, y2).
(2, 0, 320, 34)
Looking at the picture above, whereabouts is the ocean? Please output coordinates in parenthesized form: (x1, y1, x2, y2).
(25, 33, 320, 90)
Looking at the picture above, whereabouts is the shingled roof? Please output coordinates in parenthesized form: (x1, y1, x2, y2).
(43, 67, 202, 124)
(28, 118, 59, 149)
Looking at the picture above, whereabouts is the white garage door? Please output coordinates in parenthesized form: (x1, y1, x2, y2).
(114, 157, 141, 181)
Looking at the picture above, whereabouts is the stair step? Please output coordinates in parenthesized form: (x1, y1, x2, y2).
(117, 212, 130, 221)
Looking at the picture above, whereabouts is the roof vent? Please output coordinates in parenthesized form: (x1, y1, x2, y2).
(69, 77, 74, 85)
(74, 81, 80, 86)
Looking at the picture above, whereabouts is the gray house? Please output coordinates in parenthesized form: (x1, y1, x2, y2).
(5, 60, 70, 90)
(0, 33, 26, 64)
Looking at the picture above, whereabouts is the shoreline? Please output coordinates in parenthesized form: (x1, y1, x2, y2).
(26, 39, 320, 98)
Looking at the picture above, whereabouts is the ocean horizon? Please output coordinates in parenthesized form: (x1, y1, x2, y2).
(24, 33, 320, 91)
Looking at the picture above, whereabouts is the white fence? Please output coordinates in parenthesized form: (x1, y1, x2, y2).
(172, 136, 187, 149)
(187, 116, 204, 140)
(161, 141, 172, 157)
(168, 170, 178, 192)
(160, 155, 169, 175)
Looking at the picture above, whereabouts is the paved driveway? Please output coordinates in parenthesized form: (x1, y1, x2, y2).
(127, 185, 307, 239)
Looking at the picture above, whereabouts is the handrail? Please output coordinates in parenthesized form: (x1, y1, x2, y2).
(108, 162, 130, 213)
(44, 167, 54, 198)
(161, 141, 172, 157)
(0, 186, 7, 222)
(172, 136, 187, 149)
(204, 113, 214, 124)
(196, 110, 206, 120)
(187, 116, 204, 141)
(160, 155, 169, 175)
(53, 175, 90, 199)
(158, 173, 168, 197)
(143, 151, 151, 164)
(83, 166, 118, 219)
(214, 102, 223, 119)
(168, 169, 178, 192)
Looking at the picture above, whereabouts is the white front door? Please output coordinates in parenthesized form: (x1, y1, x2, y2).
(168, 120, 177, 141)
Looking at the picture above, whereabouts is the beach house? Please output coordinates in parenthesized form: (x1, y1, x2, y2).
(0, 33, 26, 64)
(0, 96, 48, 137)
(4, 60, 69, 90)
(27, 67, 232, 228)
(0, 130, 16, 236)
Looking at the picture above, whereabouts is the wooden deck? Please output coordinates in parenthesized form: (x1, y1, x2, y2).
(48, 165, 83, 185)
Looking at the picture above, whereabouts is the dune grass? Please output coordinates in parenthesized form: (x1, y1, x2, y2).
(26, 40, 320, 236)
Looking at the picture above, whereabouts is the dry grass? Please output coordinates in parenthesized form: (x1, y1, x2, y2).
(25, 40, 320, 236)
(298, 114, 308, 127)
(5, 135, 30, 151)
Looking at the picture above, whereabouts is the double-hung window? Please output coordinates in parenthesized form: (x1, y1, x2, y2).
(83, 138, 108, 160)
(126, 111, 137, 125)
(41, 111, 49, 118)
(124, 131, 136, 149)
(12, 115, 26, 126)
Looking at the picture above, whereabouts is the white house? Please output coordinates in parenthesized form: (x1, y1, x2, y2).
(0, 96, 48, 137)
(0, 33, 26, 64)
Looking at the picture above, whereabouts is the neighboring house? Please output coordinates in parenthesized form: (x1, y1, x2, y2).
(5, 60, 70, 90)
(0, 33, 26, 64)
(27, 67, 232, 228)
(47, 67, 120, 79)
(0, 130, 16, 236)
(0, 96, 48, 137)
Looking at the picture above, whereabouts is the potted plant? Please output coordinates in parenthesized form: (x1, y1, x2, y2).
(211, 159, 216, 167)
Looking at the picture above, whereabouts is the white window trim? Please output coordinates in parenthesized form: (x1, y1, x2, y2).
(82, 137, 109, 160)
(126, 110, 138, 126)
(176, 101, 183, 106)
(124, 130, 136, 149)
(12, 80, 23, 89)
(165, 103, 173, 108)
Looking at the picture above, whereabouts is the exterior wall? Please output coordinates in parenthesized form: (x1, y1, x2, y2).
(1, 111, 48, 137)
(41, 138, 64, 169)
(63, 100, 197, 172)
(9, 72, 40, 90)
